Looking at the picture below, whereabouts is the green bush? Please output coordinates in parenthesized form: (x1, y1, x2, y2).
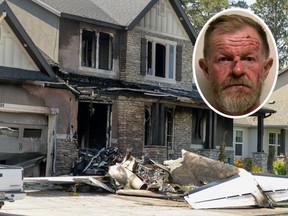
(273, 160, 286, 175)
(267, 147, 275, 172)
(243, 157, 252, 172)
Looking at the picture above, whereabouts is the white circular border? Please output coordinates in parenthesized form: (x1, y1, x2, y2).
(193, 8, 279, 119)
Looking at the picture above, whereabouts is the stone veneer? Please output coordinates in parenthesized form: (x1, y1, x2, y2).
(252, 152, 268, 173)
(192, 149, 235, 164)
(55, 138, 78, 176)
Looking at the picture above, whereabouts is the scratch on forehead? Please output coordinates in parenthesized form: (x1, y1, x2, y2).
(213, 35, 260, 50)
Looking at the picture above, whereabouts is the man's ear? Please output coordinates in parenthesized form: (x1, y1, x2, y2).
(263, 57, 273, 80)
(199, 58, 209, 79)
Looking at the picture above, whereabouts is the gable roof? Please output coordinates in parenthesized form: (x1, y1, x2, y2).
(0, 0, 57, 82)
(30, 0, 197, 43)
(274, 66, 288, 91)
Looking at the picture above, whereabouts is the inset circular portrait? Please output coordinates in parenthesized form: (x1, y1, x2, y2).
(193, 8, 278, 119)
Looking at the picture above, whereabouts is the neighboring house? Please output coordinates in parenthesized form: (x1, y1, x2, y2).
(6, 0, 234, 176)
(234, 67, 288, 162)
(0, 1, 78, 176)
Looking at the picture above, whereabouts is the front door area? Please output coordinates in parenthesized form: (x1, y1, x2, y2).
(77, 102, 111, 149)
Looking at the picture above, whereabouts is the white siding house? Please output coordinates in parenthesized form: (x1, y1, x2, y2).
(234, 67, 288, 159)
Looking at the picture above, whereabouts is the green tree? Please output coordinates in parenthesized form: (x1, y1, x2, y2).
(251, 0, 288, 69)
(180, 0, 229, 34)
(180, 0, 250, 34)
(230, 0, 249, 9)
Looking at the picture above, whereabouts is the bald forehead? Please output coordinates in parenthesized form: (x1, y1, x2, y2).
(208, 26, 264, 56)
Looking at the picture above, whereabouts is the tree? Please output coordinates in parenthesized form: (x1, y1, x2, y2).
(230, 0, 249, 9)
(180, 0, 229, 34)
(180, 0, 287, 69)
(251, 0, 288, 69)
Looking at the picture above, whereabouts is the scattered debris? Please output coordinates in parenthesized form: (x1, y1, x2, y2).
(164, 150, 239, 187)
(24, 176, 115, 193)
(23, 148, 288, 209)
(69, 147, 123, 176)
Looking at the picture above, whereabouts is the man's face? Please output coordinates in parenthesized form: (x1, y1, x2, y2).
(199, 26, 273, 115)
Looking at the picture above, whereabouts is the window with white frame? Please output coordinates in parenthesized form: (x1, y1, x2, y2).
(81, 29, 113, 70)
(141, 37, 182, 81)
(234, 130, 243, 156)
(268, 132, 281, 156)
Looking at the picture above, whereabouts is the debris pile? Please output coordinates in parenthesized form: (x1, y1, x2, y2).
(69, 147, 123, 176)
(109, 151, 171, 192)
(24, 148, 288, 209)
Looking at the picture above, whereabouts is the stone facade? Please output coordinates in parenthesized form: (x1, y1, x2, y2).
(172, 107, 193, 159)
(192, 149, 235, 164)
(55, 139, 79, 176)
(125, 28, 193, 91)
(114, 97, 210, 164)
(252, 152, 268, 173)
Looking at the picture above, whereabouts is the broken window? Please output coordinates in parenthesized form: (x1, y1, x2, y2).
(192, 108, 206, 145)
(166, 109, 173, 148)
(81, 29, 113, 70)
(234, 130, 243, 156)
(81, 29, 96, 67)
(0, 126, 19, 138)
(142, 38, 180, 80)
(144, 103, 174, 147)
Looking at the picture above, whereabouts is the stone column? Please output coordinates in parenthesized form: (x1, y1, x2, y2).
(252, 152, 268, 173)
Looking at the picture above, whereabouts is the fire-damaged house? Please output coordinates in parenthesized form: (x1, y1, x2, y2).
(4, 0, 234, 176)
(0, 0, 78, 176)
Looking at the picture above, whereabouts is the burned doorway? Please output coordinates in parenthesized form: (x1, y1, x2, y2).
(77, 102, 111, 149)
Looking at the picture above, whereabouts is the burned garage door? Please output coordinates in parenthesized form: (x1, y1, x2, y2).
(0, 112, 48, 164)
(77, 102, 111, 149)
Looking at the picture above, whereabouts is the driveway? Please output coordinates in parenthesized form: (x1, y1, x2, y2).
(1, 190, 288, 216)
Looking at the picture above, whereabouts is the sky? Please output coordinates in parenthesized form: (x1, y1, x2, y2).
(244, 0, 256, 6)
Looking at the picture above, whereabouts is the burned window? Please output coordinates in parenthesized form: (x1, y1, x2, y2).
(98, 32, 113, 70)
(0, 126, 19, 138)
(155, 43, 166, 77)
(23, 128, 42, 138)
(143, 38, 178, 80)
(81, 29, 96, 67)
(144, 103, 174, 147)
(165, 108, 173, 148)
(144, 107, 152, 146)
(81, 29, 113, 71)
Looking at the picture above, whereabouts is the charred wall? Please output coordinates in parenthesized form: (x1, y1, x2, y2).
(115, 96, 202, 163)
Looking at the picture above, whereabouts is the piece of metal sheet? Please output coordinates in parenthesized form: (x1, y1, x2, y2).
(24, 176, 114, 193)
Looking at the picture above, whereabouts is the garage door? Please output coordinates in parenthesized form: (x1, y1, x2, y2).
(0, 112, 48, 161)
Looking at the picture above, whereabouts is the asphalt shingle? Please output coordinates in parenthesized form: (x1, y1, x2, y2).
(38, 0, 153, 27)
(0, 66, 58, 82)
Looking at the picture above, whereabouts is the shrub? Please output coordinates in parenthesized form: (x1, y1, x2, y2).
(243, 157, 252, 172)
(233, 157, 262, 173)
(273, 160, 286, 175)
(233, 158, 244, 168)
(251, 164, 262, 173)
(267, 147, 275, 172)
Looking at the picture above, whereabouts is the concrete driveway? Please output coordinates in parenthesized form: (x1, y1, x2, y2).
(1, 190, 288, 216)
